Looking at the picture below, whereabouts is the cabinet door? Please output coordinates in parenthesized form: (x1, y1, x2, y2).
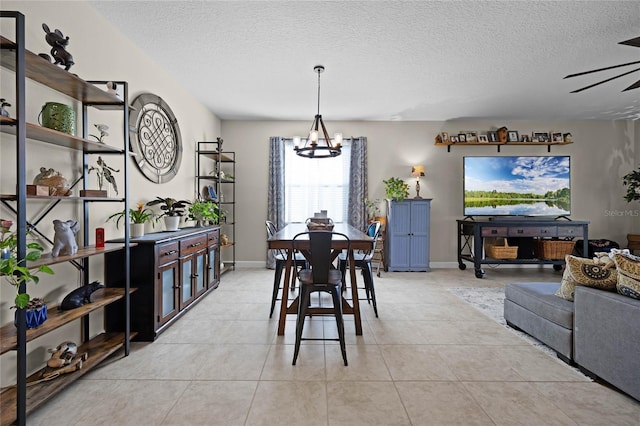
(388, 201, 412, 270)
(207, 244, 220, 289)
(194, 250, 207, 297)
(409, 200, 431, 271)
(158, 260, 179, 327)
(180, 255, 196, 309)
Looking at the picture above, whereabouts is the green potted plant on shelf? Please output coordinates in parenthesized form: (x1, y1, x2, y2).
(146, 197, 190, 231)
(383, 177, 410, 201)
(1, 219, 54, 312)
(107, 202, 155, 237)
(188, 198, 219, 227)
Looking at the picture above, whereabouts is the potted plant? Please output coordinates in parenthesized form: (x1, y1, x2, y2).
(383, 177, 410, 201)
(107, 202, 155, 237)
(623, 166, 640, 202)
(1, 219, 55, 313)
(13, 297, 48, 329)
(188, 198, 219, 227)
(146, 197, 190, 231)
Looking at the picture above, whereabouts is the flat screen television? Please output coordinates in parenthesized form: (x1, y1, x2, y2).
(463, 156, 571, 217)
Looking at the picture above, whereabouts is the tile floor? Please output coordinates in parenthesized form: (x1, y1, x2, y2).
(29, 267, 640, 425)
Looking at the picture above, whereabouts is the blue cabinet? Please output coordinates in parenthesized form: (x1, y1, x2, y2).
(386, 199, 431, 271)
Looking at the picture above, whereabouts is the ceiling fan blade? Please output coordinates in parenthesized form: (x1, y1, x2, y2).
(620, 36, 640, 48)
(623, 78, 640, 91)
(564, 60, 640, 79)
(570, 67, 640, 93)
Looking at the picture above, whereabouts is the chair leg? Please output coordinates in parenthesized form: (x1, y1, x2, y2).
(330, 287, 348, 366)
(293, 285, 311, 366)
(270, 261, 284, 318)
(363, 261, 378, 318)
(338, 258, 347, 289)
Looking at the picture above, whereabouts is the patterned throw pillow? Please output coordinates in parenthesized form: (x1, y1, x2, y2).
(555, 254, 617, 301)
(612, 253, 640, 300)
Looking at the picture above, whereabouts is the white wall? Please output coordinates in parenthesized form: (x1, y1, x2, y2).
(222, 119, 638, 265)
(0, 1, 220, 385)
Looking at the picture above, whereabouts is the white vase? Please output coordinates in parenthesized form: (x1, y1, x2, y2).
(164, 216, 180, 231)
(130, 223, 145, 238)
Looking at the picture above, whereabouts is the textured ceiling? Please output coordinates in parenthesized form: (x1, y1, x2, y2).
(87, 0, 640, 121)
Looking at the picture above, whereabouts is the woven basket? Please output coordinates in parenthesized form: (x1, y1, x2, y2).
(535, 239, 575, 260)
(485, 237, 518, 259)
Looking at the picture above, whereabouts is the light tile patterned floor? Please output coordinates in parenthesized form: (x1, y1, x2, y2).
(28, 267, 640, 425)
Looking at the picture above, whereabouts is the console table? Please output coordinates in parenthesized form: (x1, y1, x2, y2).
(457, 218, 589, 278)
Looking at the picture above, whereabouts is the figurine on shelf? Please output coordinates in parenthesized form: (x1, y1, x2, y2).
(42, 23, 74, 71)
(33, 167, 71, 196)
(52, 219, 79, 257)
(0, 98, 11, 117)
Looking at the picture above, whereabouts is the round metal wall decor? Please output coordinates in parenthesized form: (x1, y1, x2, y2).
(129, 93, 183, 183)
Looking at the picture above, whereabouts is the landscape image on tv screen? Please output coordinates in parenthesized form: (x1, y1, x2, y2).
(464, 156, 570, 216)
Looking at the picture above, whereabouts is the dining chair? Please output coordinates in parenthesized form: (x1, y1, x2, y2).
(266, 220, 307, 318)
(292, 231, 350, 366)
(337, 221, 381, 317)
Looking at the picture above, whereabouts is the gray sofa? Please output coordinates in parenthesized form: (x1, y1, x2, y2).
(504, 282, 640, 402)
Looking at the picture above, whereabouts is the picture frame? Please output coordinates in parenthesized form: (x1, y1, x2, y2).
(478, 134, 488, 143)
(563, 132, 573, 143)
(487, 131, 498, 142)
(533, 132, 549, 142)
(520, 134, 530, 142)
(507, 130, 519, 142)
(464, 131, 478, 143)
(551, 132, 563, 143)
(458, 133, 467, 143)
(450, 135, 459, 143)
(440, 132, 449, 143)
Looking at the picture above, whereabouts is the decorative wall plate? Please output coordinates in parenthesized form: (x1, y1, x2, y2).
(129, 93, 183, 183)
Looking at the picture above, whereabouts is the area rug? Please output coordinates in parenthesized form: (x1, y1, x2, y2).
(447, 287, 557, 357)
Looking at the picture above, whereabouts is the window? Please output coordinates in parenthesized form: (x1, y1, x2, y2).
(283, 139, 351, 223)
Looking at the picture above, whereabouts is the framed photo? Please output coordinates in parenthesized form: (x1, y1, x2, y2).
(464, 131, 478, 143)
(533, 132, 549, 142)
(507, 131, 519, 142)
(450, 135, 459, 143)
(563, 132, 573, 143)
(520, 134, 530, 142)
(440, 132, 449, 143)
(478, 134, 488, 143)
(551, 132, 563, 143)
(487, 131, 498, 142)
(458, 133, 467, 143)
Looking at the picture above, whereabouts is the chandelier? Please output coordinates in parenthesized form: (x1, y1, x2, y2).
(293, 65, 342, 158)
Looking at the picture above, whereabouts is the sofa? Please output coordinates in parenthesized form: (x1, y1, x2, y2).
(504, 281, 640, 402)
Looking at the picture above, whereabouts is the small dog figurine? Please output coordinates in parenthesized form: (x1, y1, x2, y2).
(42, 23, 74, 71)
(60, 281, 104, 311)
(52, 219, 79, 257)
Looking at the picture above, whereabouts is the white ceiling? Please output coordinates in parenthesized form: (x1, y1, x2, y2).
(87, 0, 640, 121)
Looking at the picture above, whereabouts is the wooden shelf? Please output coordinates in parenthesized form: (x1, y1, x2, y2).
(0, 194, 125, 202)
(0, 288, 134, 355)
(29, 243, 133, 269)
(0, 331, 136, 426)
(0, 36, 122, 107)
(196, 150, 235, 162)
(195, 175, 235, 183)
(435, 141, 573, 153)
(0, 121, 125, 153)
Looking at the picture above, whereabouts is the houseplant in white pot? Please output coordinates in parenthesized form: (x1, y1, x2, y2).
(146, 197, 190, 231)
(107, 202, 155, 237)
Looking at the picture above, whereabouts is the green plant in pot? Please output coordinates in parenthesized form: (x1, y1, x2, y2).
(188, 198, 219, 226)
(623, 167, 640, 202)
(146, 197, 190, 231)
(107, 202, 155, 237)
(383, 177, 410, 201)
(1, 219, 55, 310)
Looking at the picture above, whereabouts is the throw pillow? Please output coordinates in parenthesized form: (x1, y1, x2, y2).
(612, 253, 640, 299)
(555, 254, 617, 301)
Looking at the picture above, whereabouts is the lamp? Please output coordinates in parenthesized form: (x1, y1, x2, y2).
(294, 65, 342, 158)
(411, 165, 425, 198)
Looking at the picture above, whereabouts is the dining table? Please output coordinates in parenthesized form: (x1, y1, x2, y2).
(267, 223, 374, 336)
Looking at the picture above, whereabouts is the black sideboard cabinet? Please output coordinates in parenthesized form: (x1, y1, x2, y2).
(105, 226, 220, 340)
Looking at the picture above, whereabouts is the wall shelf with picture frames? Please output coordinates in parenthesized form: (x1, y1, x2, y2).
(434, 130, 573, 152)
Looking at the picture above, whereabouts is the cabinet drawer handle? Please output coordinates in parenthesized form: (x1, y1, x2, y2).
(517, 229, 523, 234)
(190, 242, 202, 248)
(164, 250, 178, 256)
(491, 230, 497, 234)
(191, 273, 199, 278)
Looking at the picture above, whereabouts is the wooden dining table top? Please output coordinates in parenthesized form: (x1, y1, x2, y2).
(267, 223, 374, 250)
